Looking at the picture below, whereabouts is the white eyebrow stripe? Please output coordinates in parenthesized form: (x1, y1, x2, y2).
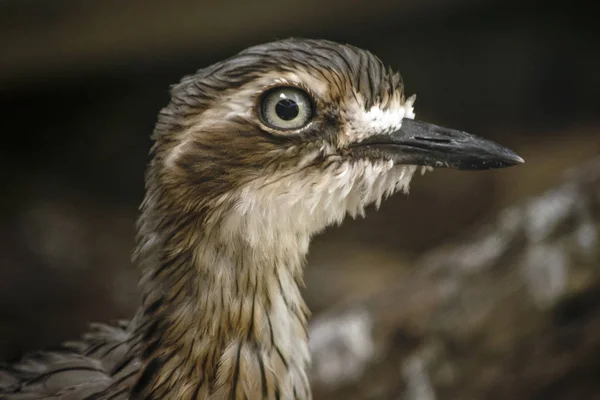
(341, 94, 416, 145)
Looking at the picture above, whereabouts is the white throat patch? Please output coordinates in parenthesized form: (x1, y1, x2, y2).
(219, 159, 418, 248)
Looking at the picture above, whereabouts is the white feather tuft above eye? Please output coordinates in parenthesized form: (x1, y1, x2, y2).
(340, 93, 417, 145)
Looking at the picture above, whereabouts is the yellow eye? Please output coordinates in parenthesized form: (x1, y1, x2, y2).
(260, 87, 313, 130)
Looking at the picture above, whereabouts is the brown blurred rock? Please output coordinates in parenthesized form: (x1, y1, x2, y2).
(309, 157, 600, 400)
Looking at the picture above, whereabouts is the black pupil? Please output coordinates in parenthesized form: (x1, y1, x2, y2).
(275, 98, 299, 121)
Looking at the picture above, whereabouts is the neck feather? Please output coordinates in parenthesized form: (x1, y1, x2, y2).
(126, 155, 418, 399)
(130, 205, 312, 400)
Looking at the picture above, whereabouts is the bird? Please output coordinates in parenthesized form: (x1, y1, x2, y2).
(0, 38, 523, 400)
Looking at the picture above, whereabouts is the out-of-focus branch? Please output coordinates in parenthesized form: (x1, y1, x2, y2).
(309, 158, 600, 400)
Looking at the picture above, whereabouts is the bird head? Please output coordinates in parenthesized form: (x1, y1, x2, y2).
(146, 38, 522, 246)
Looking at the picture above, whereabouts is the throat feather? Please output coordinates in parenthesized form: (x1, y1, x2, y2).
(133, 225, 311, 399)
(131, 159, 418, 398)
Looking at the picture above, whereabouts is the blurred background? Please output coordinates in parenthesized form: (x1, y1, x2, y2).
(0, 0, 598, 398)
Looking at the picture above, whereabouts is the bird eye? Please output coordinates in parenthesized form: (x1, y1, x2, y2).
(260, 87, 313, 131)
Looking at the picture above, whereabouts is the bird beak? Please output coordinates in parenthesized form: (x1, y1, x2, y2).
(352, 119, 524, 170)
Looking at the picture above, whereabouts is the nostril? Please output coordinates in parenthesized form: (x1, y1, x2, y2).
(414, 137, 452, 144)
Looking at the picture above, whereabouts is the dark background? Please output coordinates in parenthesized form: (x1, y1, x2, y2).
(1, 0, 598, 398)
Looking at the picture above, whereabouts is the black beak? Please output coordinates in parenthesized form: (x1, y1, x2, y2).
(351, 119, 524, 170)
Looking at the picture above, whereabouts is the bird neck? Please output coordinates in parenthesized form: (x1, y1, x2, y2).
(131, 211, 312, 399)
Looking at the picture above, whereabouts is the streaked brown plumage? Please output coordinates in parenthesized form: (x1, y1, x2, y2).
(0, 38, 522, 400)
